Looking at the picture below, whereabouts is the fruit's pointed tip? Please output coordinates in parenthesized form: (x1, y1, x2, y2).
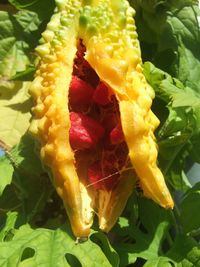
(165, 201, 174, 210)
(71, 224, 91, 241)
(159, 197, 174, 210)
(99, 215, 116, 233)
(99, 224, 110, 234)
(75, 236, 88, 244)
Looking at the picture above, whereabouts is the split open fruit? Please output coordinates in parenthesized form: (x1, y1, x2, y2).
(29, 0, 174, 239)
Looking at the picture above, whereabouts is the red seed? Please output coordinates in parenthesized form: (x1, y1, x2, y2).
(69, 76, 94, 108)
(110, 123, 125, 144)
(69, 112, 105, 150)
(93, 83, 111, 106)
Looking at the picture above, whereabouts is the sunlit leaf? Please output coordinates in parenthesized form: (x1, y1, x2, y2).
(0, 81, 32, 147)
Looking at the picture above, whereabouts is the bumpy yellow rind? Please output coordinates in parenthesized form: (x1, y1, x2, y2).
(79, 0, 174, 224)
(30, 0, 174, 237)
(29, 1, 95, 238)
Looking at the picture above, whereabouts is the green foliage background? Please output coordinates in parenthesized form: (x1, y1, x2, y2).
(0, 0, 200, 266)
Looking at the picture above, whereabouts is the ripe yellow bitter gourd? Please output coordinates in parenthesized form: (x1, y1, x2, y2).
(29, 0, 174, 239)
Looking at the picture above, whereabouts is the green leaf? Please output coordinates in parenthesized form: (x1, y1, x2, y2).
(8, 0, 55, 22)
(8, 0, 41, 9)
(8, 135, 53, 223)
(0, 183, 21, 215)
(143, 62, 200, 190)
(180, 182, 200, 234)
(0, 211, 18, 242)
(0, 135, 53, 225)
(165, 3, 200, 92)
(167, 168, 191, 192)
(0, 7, 52, 78)
(0, 213, 119, 267)
(132, 0, 200, 92)
(14, 10, 40, 34)
(10, 134, 43, 176)
(0, 11, 30, 77)
(0, 155, 14, 195)
(167, 234, 200, 266)
(11, 66, 35, 81)
(113, 197, 200, 267)
(90, 231, 120, 267)
(114, 197, 172, 266)
(0, 81, 32, 147)
(143, 257, 173, 267)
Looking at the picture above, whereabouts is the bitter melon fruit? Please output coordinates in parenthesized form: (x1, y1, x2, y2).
(29, 0, 174, 239)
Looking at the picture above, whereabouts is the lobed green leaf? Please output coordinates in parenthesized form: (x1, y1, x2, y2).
(0, 213, 119, 267)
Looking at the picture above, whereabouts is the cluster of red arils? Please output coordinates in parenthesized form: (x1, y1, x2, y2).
(68, 40, 129, 190)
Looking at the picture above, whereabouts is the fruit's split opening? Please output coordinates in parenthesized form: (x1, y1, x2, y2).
(68, 39, 130, 191)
